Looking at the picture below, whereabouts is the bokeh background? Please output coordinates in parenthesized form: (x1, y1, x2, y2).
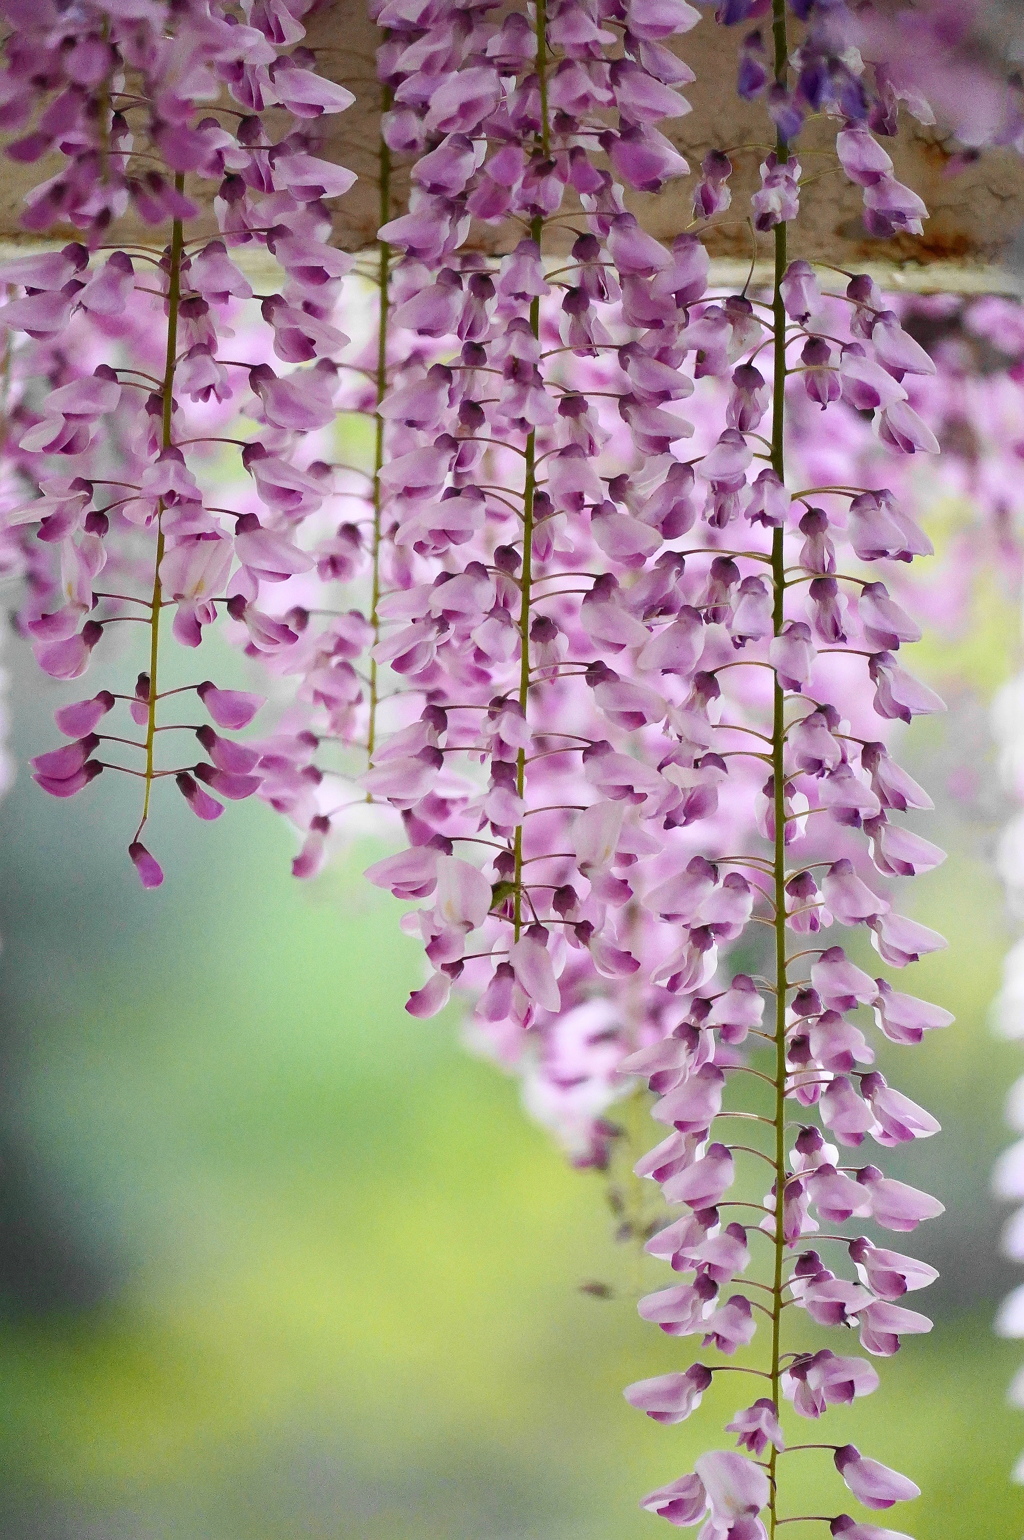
(0, 497, 1022, 1539)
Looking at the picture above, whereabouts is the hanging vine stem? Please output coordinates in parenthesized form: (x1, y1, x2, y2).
(366, 68, 393, 771)
(767, 0, 790, 1533)
(512, 0, 549, 942)
(134, 173, 185, 845)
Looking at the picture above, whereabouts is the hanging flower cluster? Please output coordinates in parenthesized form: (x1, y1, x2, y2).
(4, 0, 1023, 1531)
(857, 0, 1024, 156)
(321, 0, 961, 1534)
(0, 0, 357, 884)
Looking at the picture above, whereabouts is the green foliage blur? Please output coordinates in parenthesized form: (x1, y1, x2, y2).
(0, 520, 1022, 1537)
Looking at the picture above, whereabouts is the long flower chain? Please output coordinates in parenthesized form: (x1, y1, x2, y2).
(358, 2, 954, 1534)
(0, 0, 357, 882)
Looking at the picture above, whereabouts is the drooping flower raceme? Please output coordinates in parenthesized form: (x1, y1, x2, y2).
(343, 0, 954, 1533)
(0, 0, 356, 884)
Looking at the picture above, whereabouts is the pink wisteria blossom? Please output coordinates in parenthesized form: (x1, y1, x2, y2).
(0, 0, 356, 881)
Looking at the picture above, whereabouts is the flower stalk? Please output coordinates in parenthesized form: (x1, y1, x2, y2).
(367, 81, 394, 770)
(137, 178, 186, 840)
(768, 4, 789, 1530)
(512, 0, 549, 942)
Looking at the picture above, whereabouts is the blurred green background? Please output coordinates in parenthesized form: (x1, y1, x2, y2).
(0, 538, 1022, 1539)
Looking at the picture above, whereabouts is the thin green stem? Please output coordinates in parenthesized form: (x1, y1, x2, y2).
(366, 71, 393, 772)
(512, 0, 548, 939)
(135, 175, 185, 842)
(513, 232, 541, 941)
(767, 1, 789, 1534)
(535, 0, 549, 158)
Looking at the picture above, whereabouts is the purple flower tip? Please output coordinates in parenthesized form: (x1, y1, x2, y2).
(196, 681, 265, 730)
(128, 841, 164, 889)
